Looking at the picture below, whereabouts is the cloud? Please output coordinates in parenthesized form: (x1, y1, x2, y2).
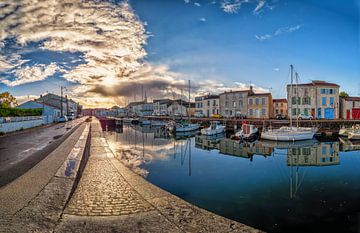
(220, 0, 243, 14)
(2, 63, 64, 86)
(184, 0, 190, 3)
(253, 0, 266, 14)
(255, 24, 303, 41)
(194, 2, 201, 6)
(199, 17, 207, 22)
(273, 67, 279, 72)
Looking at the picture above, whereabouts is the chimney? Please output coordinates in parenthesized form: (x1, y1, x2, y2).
(250, 85, 253, 93)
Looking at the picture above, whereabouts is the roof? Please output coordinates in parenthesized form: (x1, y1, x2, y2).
(341, 96, 360, 101)
(249, 92, 272, 97)
(153, 98, 172, 103)
(287, 80, 340, 88)
(219, 89, 254, 95)
(273, 98, 287, 103)
(195, 94, 219, 100)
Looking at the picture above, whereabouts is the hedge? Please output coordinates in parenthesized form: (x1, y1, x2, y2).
(0, 107, 43, 117)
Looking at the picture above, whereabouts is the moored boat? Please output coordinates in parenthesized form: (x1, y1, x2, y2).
(261, 126, 317, 141)
(232, 123, 258, 141)
(348, 130, 360, 140)
(201, 121, 225, 136)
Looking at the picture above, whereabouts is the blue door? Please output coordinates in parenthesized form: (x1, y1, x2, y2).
(325, 108, 334, 119)
(317, 108, 322, 118)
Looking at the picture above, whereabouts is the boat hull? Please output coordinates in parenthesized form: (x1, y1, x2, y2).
(261, 131, 315, 141)
(201, 127, 225, 136)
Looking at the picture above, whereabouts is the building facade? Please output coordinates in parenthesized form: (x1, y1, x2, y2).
(287, 81, 340, 119)
(273, 99, 288, 117)
(17, 100, 61, 123)
(219, 89, 253, 118)
(167, 100, 195, 116)
(247, 93, 273, 119)
(195, 94, 220, 117)
(339, 96, 360, 120)
(153, 99, 172, 116)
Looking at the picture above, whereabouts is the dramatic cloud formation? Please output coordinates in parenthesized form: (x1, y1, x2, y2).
(255, 24, 303, 41)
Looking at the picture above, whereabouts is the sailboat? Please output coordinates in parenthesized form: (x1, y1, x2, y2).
(173, 80, 200, 133)
(261, 65, 318, 141)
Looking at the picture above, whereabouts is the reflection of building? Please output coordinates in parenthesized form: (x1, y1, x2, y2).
(339, 138, 360, 152)
(195, 135, 222, 150)
(287, 142, 340, 166)
(219, 139, 273, 159)
(195, 94, 220, 117)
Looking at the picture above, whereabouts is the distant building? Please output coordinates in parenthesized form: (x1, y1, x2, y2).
(126, 101, 153, 116)
(195, 94, 219, 117)
(247, 93, 273, 119)
(339, 96, 360, 120)
(287, 80, 340, 119)
(37, 93, 80, 117)
(167, 99, 195, 116)
(219, 88, 253, 118)
(17, 100, 61, 123)
(153, 99, 172, 116)
(273, 99, 288, 117)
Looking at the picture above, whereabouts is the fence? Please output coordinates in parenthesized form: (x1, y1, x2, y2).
(0, 116, 45, 133)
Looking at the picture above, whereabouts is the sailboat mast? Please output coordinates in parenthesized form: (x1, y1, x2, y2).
(188, 80, 191, 122)
(181, 88, 183, 120)
(296, 72, 299, 128)
(289, 65, 293, 128)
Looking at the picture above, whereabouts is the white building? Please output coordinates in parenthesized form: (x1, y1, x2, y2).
(153, 99, 172, 116)
(17, 100, 61, 123)
(127, 101, 153, 116)
(195, 94, 219, 117)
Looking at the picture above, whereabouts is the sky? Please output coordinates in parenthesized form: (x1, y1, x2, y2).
(0, 0, 359, 108)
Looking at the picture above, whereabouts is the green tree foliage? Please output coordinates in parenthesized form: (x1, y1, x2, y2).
(339, 91, 349, 98)
(0, 92, 17, 107)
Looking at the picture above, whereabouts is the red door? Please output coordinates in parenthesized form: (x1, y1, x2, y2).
(352, 108, 360, 119)
(347, 110, 351, 119)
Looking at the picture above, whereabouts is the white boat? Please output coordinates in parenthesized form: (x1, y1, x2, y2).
(339, 125, 359, 137)
(261, 126, 317, 141)
(201, 121, 225, 135)
(175, 123, 200, 132)
(260, 65, 318, 142)
(233, 123, 258, 141)
(348, 130, 360, 140)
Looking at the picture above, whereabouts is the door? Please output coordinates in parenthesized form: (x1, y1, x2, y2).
(325, 108, 334, 119)
(352, 108, 360, 119)
(346, 110, 351, 120)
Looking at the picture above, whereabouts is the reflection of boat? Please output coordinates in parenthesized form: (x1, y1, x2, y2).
(174, 122, 200, 133)
(261, 65, 317, 141)
(219, 138, 273, 160)
(139, 118, 151, 125)
(339, 137, 360, 151)
(151, 120, 167, 127)
(123, 118, 133, 124)
(195, 134, 224, 150)
(201, 121, 225, 136)
(260, 139, 318, 149)
(233, 123, 258, 141)
(174, 130, 199, 139)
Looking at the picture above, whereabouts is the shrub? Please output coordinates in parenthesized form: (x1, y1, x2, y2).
(0, 107, 43, 117)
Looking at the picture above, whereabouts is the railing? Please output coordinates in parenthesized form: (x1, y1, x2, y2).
(0, 116, 43, 124)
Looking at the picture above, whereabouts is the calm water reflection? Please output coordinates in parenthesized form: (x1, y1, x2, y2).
(105, 125, 360, 233)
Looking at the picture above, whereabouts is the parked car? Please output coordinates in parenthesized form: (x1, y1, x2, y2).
(275, 114, 286, 120)
(211, 114, 222, 118)
(298, 114, 313, 120)
(194, 112, 205, 118)
(58, 116, 68, 122)
(67, 114, 75, 120)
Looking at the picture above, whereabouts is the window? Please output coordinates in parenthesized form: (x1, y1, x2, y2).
(292, 97, 296, 105)
(233, 101, 236, 107)
(207, 100, 210, 106)
(292, 108, 297, 116)
(255, 98, 259, 105)
(318, 108, 322, 118)
(213, 100, 216, 106)
(320, 89, 325, 94)
(322, 97, 327, 106)
(262, 97, 265, 105)
(329, 89, 334, 94)
(239, 100, 243, 107)
(261, 108, 266, 115)
(330, 97, 334, 106)
(249, 98, 253, 105)
(249, 109, 253, 115)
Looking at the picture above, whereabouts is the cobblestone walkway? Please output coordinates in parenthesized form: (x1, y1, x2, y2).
(65, 125, 153, 216)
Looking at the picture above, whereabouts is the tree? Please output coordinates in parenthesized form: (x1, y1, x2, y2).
(339, 91, 349, 98)
(0, 92, 17, 108)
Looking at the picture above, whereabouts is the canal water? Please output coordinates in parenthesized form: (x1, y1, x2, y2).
(105, 125, 360, 233)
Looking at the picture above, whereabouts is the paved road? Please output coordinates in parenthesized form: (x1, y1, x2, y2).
(0, 118, 84, 187)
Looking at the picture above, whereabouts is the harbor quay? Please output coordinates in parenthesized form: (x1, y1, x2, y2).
(0, 118, 262, 233)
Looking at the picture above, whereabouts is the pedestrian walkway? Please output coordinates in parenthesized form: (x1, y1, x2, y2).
(57, 120, 262, 233)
